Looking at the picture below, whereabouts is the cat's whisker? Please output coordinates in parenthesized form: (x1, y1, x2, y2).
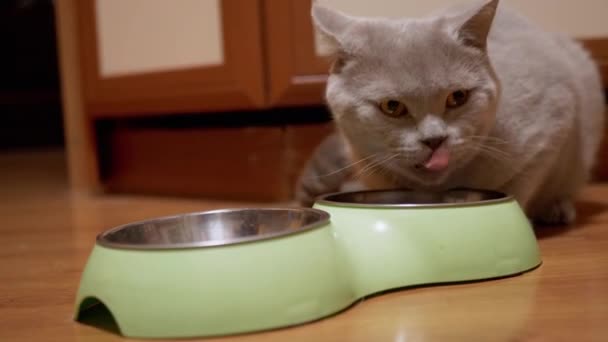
(362, 157, 400, 181)
(480, 152, 516, 168)
(453, 144, 517, 171)
(354, 153, 400, 180)
(467, 135, 510, 145)
(465, 140, 513, 160)
(372, 164, 400, 185)
(351, 155, 385, 181)
(355, 155, 393, 179)
(390, 148, 419, 154)
(470, 150, 518, 173)
(473, 147, 513, 162)
(473, 138, 511, 147)
(470, 145, 513, 161)
(307, 152, 383, 180)
(479, 147, 513, 162)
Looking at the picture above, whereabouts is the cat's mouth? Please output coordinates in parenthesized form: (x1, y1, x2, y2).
(415, 146, 450, 173)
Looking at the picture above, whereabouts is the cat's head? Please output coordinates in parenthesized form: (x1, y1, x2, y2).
(312, 0, 501, 186)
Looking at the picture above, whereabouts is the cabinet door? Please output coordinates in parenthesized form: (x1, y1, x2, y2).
(264, 0, 329, 106)
(78, 0, 265, 117)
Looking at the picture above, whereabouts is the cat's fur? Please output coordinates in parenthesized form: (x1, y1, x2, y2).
(296, 0, 605, 224)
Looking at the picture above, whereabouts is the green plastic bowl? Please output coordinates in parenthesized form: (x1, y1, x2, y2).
(313, 189, 541, 297)
(74, 208, 353, 339)
(74, 189, 541, 339)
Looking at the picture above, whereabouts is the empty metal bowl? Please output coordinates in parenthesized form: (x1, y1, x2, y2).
(74, 208, 354, 339)
(313, 188, 541, 297)
(96, 207, 329, 249)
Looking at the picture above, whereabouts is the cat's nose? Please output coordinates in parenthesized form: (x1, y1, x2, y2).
(421, 136, 447, 150)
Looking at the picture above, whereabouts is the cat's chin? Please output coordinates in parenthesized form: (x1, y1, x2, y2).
(411, 167, 452, 186)
(384, 163, 453, 188)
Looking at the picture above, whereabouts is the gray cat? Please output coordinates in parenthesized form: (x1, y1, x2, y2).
(296, 0, 605, 225)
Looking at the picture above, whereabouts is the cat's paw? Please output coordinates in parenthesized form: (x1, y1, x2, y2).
(534, 199, 576, 226)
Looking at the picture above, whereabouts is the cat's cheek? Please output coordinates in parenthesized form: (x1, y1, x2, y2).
(453, 106, 493, 138)
(446, 125, 468, 146)
(357, 108, 381, 124)
(471, 87, 499, 120)
(325, 78, 358, 115)
(446, 125, 462, 136)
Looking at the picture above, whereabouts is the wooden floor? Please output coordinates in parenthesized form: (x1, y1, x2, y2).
(1, 149, 608, 341)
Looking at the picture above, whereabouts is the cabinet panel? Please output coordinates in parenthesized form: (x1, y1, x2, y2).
(96, 0, 224, 77)
(104, 126, 291, 201)
(101, 121, 335, 201)
(78, 0, 265, 117)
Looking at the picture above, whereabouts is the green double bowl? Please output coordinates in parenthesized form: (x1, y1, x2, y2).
(75, 189, 541, 339)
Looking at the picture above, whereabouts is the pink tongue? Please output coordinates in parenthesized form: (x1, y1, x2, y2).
(424, 146, 450, 172)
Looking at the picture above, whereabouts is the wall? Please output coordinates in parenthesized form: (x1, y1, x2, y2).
(316, 0, 608, 54)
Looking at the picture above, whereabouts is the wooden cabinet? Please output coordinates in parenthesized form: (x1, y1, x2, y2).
(77, 0, 266, 116)
(56, 0, 608, 201)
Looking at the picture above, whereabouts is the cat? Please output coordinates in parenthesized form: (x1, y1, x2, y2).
(295, 0, 605, 225)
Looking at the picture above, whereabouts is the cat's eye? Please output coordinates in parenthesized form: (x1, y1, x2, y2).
(446, 90, 470, 108)
(379, 100, 408, 117)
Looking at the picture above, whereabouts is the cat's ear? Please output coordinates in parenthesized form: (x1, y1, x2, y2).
(311, 3, 353, 55)
(456, 0, 499, 50)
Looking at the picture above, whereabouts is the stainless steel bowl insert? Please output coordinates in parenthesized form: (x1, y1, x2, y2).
(316, 188, 511, 208)
(97, 208, 330, 250)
